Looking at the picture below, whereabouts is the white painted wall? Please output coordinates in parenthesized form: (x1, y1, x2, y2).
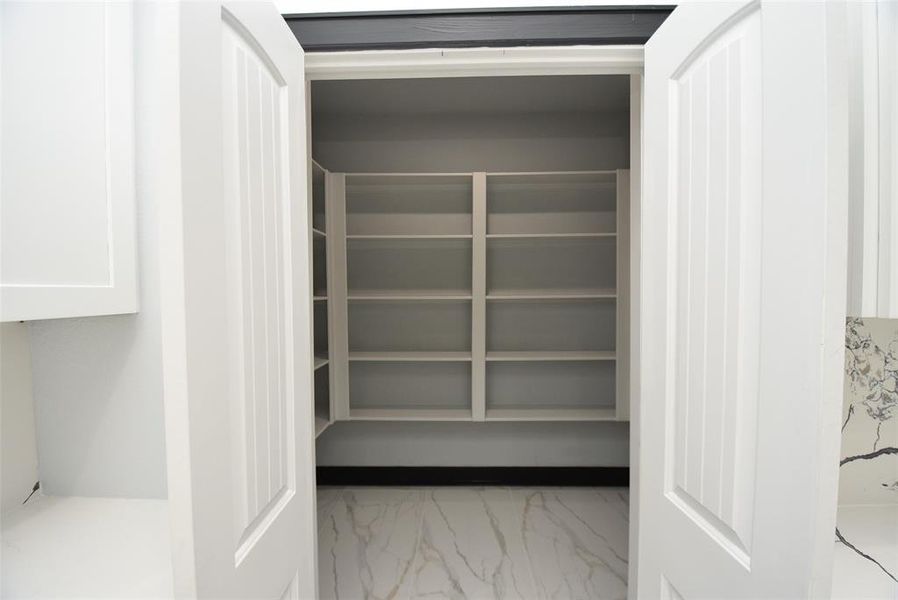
(846, 0, 898, 318)
(26, 6, 171, 499)
(0, 323, 39, 512)
(314, 111, 630, 173)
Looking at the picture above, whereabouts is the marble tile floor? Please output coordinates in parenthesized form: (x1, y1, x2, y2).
(316, 486, 629, 600)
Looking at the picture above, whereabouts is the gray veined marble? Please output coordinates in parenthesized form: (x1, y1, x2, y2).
(317, 486, 629, 600)
(411, 488, 538, 600)
(834, 317, 898, 597)
(514, 488, 628, 600)
(318, 488, 424, 600)
(317, 487, 344, 526)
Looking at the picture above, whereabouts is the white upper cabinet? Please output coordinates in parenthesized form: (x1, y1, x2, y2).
(0, 1, 137, 322)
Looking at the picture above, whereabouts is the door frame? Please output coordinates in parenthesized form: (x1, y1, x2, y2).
(304, 45, 647, 595)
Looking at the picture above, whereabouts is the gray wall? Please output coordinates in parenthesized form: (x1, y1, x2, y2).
(27, 5, 169, 499)
(1, 323, 40, 510)
(317, 421, 629, 466)
(313, 111, 630, 174)
(312, 77, 632, 467)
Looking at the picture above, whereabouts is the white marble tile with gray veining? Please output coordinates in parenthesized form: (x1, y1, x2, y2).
(409, 487, 539, 600)
(316, 486, 629, 600)
(511, 487, 629, 600)
(318, 487, 424, 600)
(317, 487, 344, 531)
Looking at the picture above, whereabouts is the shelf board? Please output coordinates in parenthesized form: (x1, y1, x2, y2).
(349, 351, 472, 362)
(347, 234, 472, 240)
(1, 495, 173, 599)
(486, 350, 616, 362)
(315, 416, 330, 437)
(312, 228, 327, 238)
(314, 355, 329, 370)
(349, 408, 472, 421)
(487, 288, 616, 301)
(348, 290, 472, 301)
(485, 407, 618, 421)
(487, 170, 617, 178)
(313, 295, 328, 301)
(345, 172, 473, 178)
(486, 232, 616, 239)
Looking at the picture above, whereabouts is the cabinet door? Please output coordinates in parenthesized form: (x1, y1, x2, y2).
(160, 2, 316, 598)
(0, 2, 137, 321)
(639, 1, 847, 598)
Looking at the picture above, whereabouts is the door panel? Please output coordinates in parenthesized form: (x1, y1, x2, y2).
(161, 2, 316, 598)
(640, 1, 847, 598)
(222, 9, 293, 558)
(668, 6, 761, 563)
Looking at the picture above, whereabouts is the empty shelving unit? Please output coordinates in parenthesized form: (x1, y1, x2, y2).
(484, 171, 629, 421)
(310, 166, 630, 424)
(344, 173, 475, 421)
(312, 160, 334, 437)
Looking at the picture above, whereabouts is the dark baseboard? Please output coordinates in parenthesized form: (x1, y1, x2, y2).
(316, 466, 629, 487)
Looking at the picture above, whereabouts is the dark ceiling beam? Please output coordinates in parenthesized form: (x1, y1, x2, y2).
(283, 7, 674, 53)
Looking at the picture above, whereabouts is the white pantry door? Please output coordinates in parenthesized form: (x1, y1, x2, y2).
(160, 2, 316, 599)
(639, 1, 848, 598)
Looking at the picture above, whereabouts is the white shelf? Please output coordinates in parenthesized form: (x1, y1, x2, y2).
(485, 407, 617, 421)
(487, 288, 616, 300)
(312, 228, 326, 238)
(349, 351, 472, 362)
(486, 232, 616, 239)
(486, 350, 616, 361)
(314, 355, 329, 370)
(313, 295, 328, 301)
(347, 234, 472, 240)
(488, 170, 617, 178)
(348, 290, 472, 301)
(345, 172, 473, 178)
(349, 408, 472, 421)
(315, 416, 330, 437)
(1, 495, 173, 599)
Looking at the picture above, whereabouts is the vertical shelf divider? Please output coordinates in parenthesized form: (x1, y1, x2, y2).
(616, 169, 631, 420)
(472, 172, 487, 421)
(328, 172, 351, 421)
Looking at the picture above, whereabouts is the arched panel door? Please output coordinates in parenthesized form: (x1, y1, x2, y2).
(639, 2, 848, 598)
(160, 3, 317, 598)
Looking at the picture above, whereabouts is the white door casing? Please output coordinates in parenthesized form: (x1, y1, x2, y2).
(639, 1, 848, 598)
(160, 2, 316, 598)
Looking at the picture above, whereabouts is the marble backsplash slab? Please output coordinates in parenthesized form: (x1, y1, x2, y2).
(842, 317, 898, 506)
(836, 317, 898, 594)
